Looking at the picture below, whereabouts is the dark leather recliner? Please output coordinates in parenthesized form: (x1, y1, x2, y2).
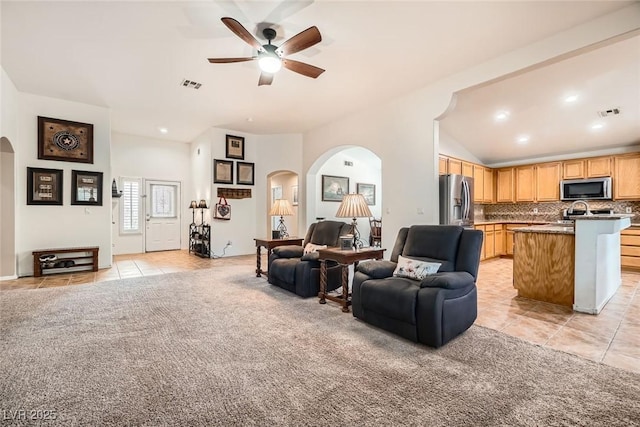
(268, 220, 351, 298)
(352, 225, 483, 348)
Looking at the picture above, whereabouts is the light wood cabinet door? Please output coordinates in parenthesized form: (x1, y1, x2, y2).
(473, 165, 484, 203)
(515, 166, 536, 202)
(485, 229, 495, 259)
(506, 231, 514, 255)
(563, 160, 584, 179)
(475, 225, 486, 260)
(587, 156, 611, 178)
(614, 154, 640, 200)
(438, 156, 448, 175)
(483, 168, 494, 203)
(622, 226, 640, 269)
(496, 168, 515, 203)
(448, 158, 462, 175)
(536, 162, 561, 201)
(495, 227, 504, 256)
(462, 161, 474, 178)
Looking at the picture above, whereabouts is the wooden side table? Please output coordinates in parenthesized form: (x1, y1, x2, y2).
(253, 237, 303, 277)
(317, 247, 385, 312)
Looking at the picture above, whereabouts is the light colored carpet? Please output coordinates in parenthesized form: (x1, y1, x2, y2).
(1, 266, 639, 426)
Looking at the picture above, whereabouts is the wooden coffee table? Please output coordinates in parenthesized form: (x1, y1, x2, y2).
(317, 247, 385, 312)
(253, 237, 303, 277)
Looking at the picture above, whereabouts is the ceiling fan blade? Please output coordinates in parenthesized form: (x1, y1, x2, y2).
(276, 26, 321, 56)
(282, 59, 325, 78)
(208, 57, 256, 63)
(258, 73, 274, 86)
(221, 17, 264, 52)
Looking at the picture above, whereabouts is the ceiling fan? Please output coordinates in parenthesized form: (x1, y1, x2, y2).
(208, 17, 324, 86)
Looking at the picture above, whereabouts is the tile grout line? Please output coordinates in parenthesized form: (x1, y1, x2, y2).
(600, 285, 638, 363)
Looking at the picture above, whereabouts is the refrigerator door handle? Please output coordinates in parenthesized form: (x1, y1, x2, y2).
(464, 180, 470, 220)
(461, 179, 469, 221)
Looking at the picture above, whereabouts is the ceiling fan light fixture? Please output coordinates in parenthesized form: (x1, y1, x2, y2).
(258, 52, 282, 73)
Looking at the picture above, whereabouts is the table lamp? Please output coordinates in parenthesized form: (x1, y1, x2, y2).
(269, 199, 294, 238)
(188, 200, 198, 225)
(197, 199, 208, 225)
(335, 193, 372, 249)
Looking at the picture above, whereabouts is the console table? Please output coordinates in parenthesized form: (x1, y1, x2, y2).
(253, 237, 303, 277)
(317, 247, 385, 312)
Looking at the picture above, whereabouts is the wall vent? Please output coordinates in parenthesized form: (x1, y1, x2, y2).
(344, 160, 353, 166)
(597, 107, 620, 117)
(181, 79, 202, 89)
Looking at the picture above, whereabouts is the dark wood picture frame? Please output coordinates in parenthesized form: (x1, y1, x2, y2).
(225, 134, 245, 160)
(236, 161, 255, 186)
(321, 175, 349, 202)
(356, 183, 376, 206)
(27, 167, 63, 205)
(71, 170, 103, 206)
(38, 116, 94, 164)
(214, 159, 234, 184)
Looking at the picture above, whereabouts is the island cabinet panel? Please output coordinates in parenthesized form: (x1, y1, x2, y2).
(513, 232, 575, 307)
(536, 162, 562, 201)
(614, 154, 640, 200)
(462, 161, 474, 178)
(473, 165, 485, 203)
(563, 160, 584, 179)
(496, 168, 515, 203)
(439, 156, 448, 175)
(621, 227, 640, 269)
(515, 166, 536, 202)
(586, 156, 611, 178)
(448, 158, 462, 175)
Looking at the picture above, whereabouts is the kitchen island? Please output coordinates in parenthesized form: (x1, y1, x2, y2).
(513, 214, 633, 313)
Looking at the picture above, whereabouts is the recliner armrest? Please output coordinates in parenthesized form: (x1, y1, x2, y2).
(271, 245, 304, 259)
(356, 260, 397, 279)
(419, 271, 475, 290)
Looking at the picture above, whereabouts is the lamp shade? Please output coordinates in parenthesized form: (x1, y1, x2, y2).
(198, 199, 208, 209)
(269, 199, 294, 216)
(335, 193, 372, 218)
(189, 200, 198, 209)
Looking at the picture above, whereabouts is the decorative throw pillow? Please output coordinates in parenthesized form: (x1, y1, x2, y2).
(304, 243, 327, 255)
(393, 255, 441, 280)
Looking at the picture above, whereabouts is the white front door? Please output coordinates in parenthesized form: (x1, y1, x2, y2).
(145, 180, 181, 252)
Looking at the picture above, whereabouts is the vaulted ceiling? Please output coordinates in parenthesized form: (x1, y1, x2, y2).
(1, 1, 637, 165)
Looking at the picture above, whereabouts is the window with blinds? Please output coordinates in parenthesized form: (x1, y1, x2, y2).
(120, 177, 142, 234)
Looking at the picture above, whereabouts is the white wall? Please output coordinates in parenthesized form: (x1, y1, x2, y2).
(16, 94, 111, 275)
(189, 128, 302, 257)
(439, 129, 483, 164)
(303, 5, 640, 250)
(111, 132, 192, 255)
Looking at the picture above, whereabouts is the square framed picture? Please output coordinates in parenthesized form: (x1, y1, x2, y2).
(236, 161, 255, 185)
(71, 170, 103, 206)
(357, 183, 376, 205)
(225, 134, 245, 160)
(322, 175, 349, 202)
(27, 167, 63, 205)
(38, 116, 94, 164)
(214, 159, 234, 184)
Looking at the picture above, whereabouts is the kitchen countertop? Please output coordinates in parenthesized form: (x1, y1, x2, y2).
(512, 224, 575, 235)
(568, 213, 635, 220)
(474, 220, 549, 226)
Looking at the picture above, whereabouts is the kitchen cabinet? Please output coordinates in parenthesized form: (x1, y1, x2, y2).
(485, 224, 495, 258)
(621, 226, 640, 270)
(438, 156, 448, 175)
(536, 162, 561, 201)
(586, 156, 611, 177)
(496, 168, 515, 203)
(483, 168, 494, 203)
(462, 161, 474, 178)
(614, 153, 640, 200)
(515, 166, 536, 202)
(563, 160, 584, 179)
(495, 226, 504, 256)
(448, 158, 462, 175)
(475, 225, 486, 260)
(473, 165, 484, 203)
(505, 224, 522, 256)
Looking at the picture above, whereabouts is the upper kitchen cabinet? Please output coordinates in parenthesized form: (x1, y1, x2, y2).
(448, 158, 462, 175)
(515, 165, 536, 202)
(614, 153, 640, 200)
(496, 168, 515, 203)
(483, 168, 494, 203)
(536, 162, 561, 201)
(462, 161, 474, 178)
(473, 164, 485, 203)
(439, 156, 448, 175)
(562, 160, 585, 179)
(562, 156, 612, 179)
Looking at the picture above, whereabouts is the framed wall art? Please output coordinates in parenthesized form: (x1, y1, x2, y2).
(38, 116, 94, 164)
(225, 134, 245, 160)
(71, 170, 103, 206)
(214, 159, 234, 184)
(27, 167, 63, 205)
(356, 183, 376, 205)
(321, 175, 349, 202)
(292, 185, 299, 206)
(236, 161, 255, 185)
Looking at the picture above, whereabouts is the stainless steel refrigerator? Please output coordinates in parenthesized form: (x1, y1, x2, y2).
(439, 174, 474, 227)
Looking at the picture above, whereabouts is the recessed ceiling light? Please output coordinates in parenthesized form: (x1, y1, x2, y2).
(494, 110, 510, 122)
(564, 94, 579, 103)
(590, 123, 604, 131)
(517, 135, 530, 144)
(158, 127, 168, 134)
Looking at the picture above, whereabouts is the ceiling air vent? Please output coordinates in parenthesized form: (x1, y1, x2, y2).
(344, 161, 353, 166)
(181, 79, 202, 89)
(597, 107, 620, 118)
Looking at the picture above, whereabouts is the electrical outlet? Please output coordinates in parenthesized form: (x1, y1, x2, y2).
(626, 207, 632, 214)
(227, 240, 232, 246)
(533, 208, 538, 214)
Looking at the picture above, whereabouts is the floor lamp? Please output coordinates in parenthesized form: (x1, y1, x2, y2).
(335, 193, 372, 249)
(269, 199, 294, 238)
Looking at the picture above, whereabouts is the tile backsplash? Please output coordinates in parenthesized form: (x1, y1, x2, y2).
(474, 201, 640, 222)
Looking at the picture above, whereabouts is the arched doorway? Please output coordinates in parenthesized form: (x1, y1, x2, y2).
(1, 137, 16, 279)
(266, 170, 299, 238)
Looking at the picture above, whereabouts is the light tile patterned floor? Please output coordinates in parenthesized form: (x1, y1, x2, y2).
(2, 251, 639, 373)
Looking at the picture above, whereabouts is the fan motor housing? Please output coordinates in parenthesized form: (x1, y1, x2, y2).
(262, 27, 277, 41)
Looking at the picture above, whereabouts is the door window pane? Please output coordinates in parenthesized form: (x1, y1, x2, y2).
(151, 184, 176, 218)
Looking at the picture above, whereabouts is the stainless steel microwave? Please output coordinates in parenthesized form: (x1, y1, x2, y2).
(560, 177, 612, 201)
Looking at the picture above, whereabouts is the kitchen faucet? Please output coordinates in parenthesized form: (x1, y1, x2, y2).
(568, 200, 591, 215)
